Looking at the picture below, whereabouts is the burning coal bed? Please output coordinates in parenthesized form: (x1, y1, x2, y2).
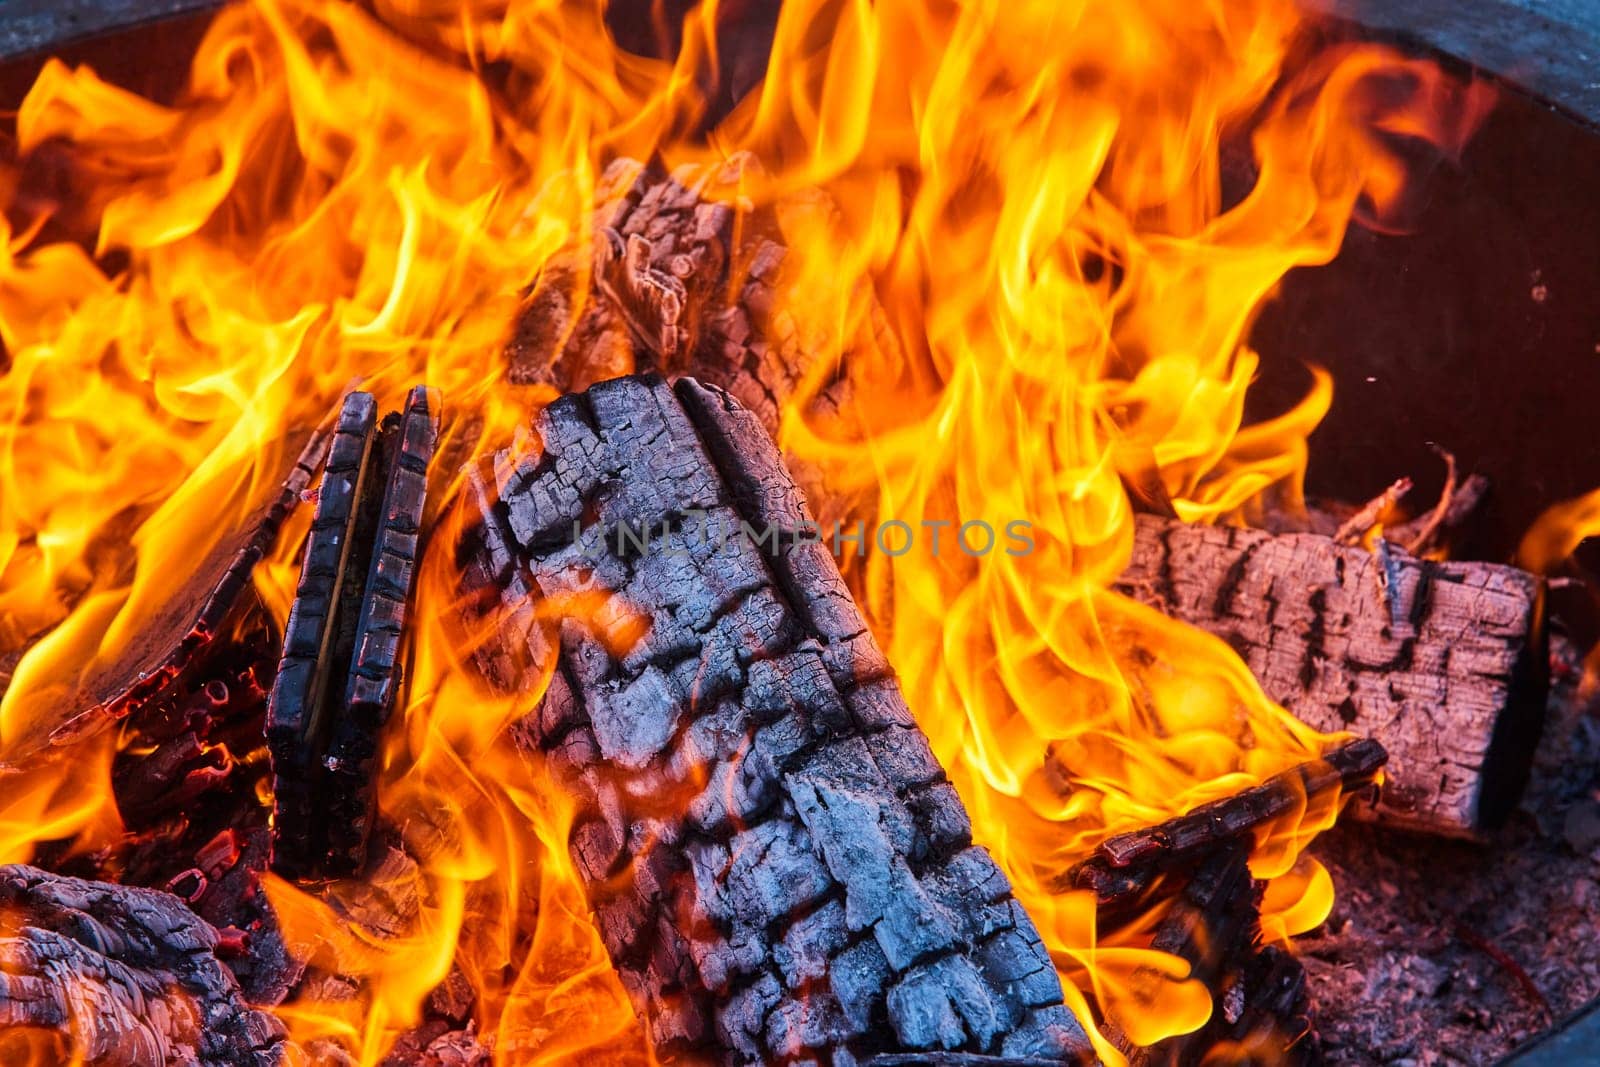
(1, 1, 1598, 1066)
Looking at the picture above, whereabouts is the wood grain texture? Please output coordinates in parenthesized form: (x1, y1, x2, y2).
(460, 375, 1092, 1066)
(1117, 515, 1547, 835)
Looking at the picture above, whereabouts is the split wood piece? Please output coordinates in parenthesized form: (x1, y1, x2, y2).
(1117, 515, 1548, 836)
(323, 387, 437, 869)
(459, 375, 1093, 1066)
(1062, 739, 1385, 918)
(1101, 849, 1320, 1065)
(268, 388, 438, 878)
(20, 424, 328, 755)
(0, 865, 284, 1066)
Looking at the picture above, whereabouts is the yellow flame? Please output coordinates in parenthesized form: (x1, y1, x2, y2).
(1519, 487, 1600, 575)
(0, 0, 1492, 1061)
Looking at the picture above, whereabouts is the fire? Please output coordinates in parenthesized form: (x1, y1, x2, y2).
(0, 0, 1491, 1062)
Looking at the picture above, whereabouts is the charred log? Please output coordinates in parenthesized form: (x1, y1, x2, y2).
(0, 865, 284, 1066)
(268, 387, 438, 878)
(1063, 739, 1385, 918)
(460, 374, 1092, 1065)
(1117, 515, 1547, 835)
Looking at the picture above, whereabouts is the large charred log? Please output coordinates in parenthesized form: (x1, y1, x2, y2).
(1117, 515, 1547, 836)
(268, 387, 438, 879)
(459, 375, 1092, 1066)
(0, 865, 284, 1066)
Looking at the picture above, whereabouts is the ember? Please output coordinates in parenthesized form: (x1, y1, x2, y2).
(0, 0, 1594, 1064)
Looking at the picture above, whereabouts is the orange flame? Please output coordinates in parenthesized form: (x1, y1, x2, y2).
(0, 0, 1491, 1061)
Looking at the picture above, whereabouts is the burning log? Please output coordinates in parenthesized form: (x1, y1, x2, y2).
(506, 156, 864, 528)
(1064, 739, 1385, 918)
(460, 375, 1093, 1065)
(508, 155, 843, 422)
(268, 387, 439, 879)
(1118, 515, 1547, 836)
(0, 865, 284, 1065)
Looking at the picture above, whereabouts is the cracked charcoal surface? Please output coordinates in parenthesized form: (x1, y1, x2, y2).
(268, 391, 379, 878)
(1116, 515, 1547, 835)
(461, 375, 1093, 1065)
(268, 388, 437, 878)
(0, 865, 284, 1066)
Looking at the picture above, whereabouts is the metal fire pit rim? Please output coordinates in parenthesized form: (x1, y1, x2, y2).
(0, 0, 223, 66)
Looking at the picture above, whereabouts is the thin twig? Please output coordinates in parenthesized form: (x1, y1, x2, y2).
(1404, 445, 1459, 555)
(1334, 477, 1413, 546)
(1453, 920, 1553, 1022)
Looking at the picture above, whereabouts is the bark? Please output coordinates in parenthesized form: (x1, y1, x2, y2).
(1117, 515, 1547, 835)
(0, 865, 284, 1066)
(1063, 740, 1385, 918)
(268, 388, 438, 878)
(459, 375, 1093, 1066)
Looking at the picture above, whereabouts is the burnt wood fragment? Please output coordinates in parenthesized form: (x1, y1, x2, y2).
(1212, 945, 1320, 1066)
(1064, 739, 1385, 918)
(17, 423, 329, 756)
(1118, 515, 1547, 835)
(460, 375, 1093, 1065)
(0, 864, 284, 1065)
(323, 387, 437, 870)
(1093, 845, 1321, 1065)
(268, 387, 437, 878)
(863, 1057, 1084, 1066)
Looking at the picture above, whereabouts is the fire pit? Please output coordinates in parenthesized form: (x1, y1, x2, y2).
(1, 1, 1597, 1065)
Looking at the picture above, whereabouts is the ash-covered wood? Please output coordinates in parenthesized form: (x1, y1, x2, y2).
(1118, 515, 1547, 835)
(0, 865, 284, 1065)
(1065, 739, 1385, 917)
(460, 375, 1092, 1065)
(268, 388, 438, 878)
